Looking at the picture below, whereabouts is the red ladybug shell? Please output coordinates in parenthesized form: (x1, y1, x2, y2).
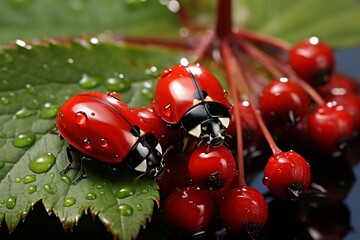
(152, 64, 230, 124)
(56, 92, 150, 164)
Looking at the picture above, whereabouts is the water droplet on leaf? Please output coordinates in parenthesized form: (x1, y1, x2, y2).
(40, 103, 60, 119)
(28, 186, 37, 194)
(1, 97, 10, 105)
(79, 74, 101, 89)
(43, 183, 57, 194)
(29, 152, 56, 173)
(61, 175, 72, 185)
(15, 107, 37, 118)
(85, 192, 97, 200)
(115, 185, 135, 199)
(23, 174, 36, 184)
(6, 196, 17, 209)
(117, 204, 133, 216)
(105, 75, 131, 92)
(64, 197, 76, 207)
(12, 132, 36, 148)
(25, 84, 36, 95)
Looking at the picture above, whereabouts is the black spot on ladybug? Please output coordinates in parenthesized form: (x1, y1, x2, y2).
(193, 90, 208, 100)
(130, 125, 141, 137)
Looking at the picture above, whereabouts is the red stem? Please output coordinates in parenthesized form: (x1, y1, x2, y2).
(237, 37, 326, 105)
(227, 40, 283, 156)
(216, 0, 233, 38)
(237, 29, 291, 51)
(221, 40, 247, 187)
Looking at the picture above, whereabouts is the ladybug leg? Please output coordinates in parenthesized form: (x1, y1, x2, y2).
(59, 145, 76, 175)
(72, 156, 91, 185)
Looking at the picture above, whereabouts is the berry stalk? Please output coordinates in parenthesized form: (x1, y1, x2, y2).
(222, 40, 282, 156)
(221, 40, 246, 187)
(216, 0, 233, 38)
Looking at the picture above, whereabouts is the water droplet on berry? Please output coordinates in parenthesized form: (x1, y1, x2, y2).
(64, 197, 76, 207)
(40, 103, 60, 119)
(15, 107, 37, 118)
(6, 196, 17, 209)
(85, 192, 97, 200)
(12, 132, 36, 148)
(100, 138, 109, 150)
(163, 104, 171, 117)
(29, 152, 56, 173)
(262, 176, 271, 186)
(23, 174, 36, 184)
(28, 185, 37, 194)
(105, 75, 131, 92)
(115, 186, 135, 199)
(117, 204, 133, 216)
(79, 74, 101, 89)
(75, 111, 88, 126)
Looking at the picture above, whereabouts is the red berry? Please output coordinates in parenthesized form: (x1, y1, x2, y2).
(227, 101, 261, 149)
(289, 37, 335, 85)
(163, 187, 215, 235)
(259, 78, 310, 126)
(263, 151, 311, 201)
(219, 187, 268, 238)
(316, 73, 359, 98)
(326, 94, 360, 130)
(188, 145, 237, 200)
(308, 102, 355, 154)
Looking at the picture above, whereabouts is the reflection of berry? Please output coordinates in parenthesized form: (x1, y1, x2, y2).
(263, 151, 310, 201)
(308, 102, 355, 153)
(219, 187, 268, 238)
(289, 37, 335, 85)
(259, 78, 310, 126)
(188, 145, 237, 200)
(163, 187, 215, 235)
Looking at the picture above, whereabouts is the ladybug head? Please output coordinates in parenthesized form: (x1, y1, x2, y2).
(181, 102, 230, 146)
(126, 132, 164, 178)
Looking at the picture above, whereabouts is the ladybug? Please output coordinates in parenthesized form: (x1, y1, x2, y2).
(56, 91, 164, 183)
(152, 64, 231, 146)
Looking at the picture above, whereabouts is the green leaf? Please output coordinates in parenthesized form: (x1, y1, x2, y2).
(0, 39, 188, 239)
(239, 0, 360, 48)
(0, 0, 182, 44)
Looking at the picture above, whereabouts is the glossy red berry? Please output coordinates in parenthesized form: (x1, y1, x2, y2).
(327, 94, 360, 130)
(308, 102, 355, 154)
(259, 78, 310, 126)
(316, 73, 359, 99)
(227, 101, 261, 149)
(263, 150, 311, 201)
(289, 37, 335, 85)
(163, 187, 215, 235)
(188, 145, 237, 200)
(219, 187, 268, 238)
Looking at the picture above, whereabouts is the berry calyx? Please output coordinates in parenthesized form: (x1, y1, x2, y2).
(162, 186, 215, 235)
(259, 78, 310, 127)
(188, 145, 237, 199)
(289, 37, 335, 85)
(263, 150, 311, 201)
(219, 187, 268, 238)
(308, 102, 355, 154)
